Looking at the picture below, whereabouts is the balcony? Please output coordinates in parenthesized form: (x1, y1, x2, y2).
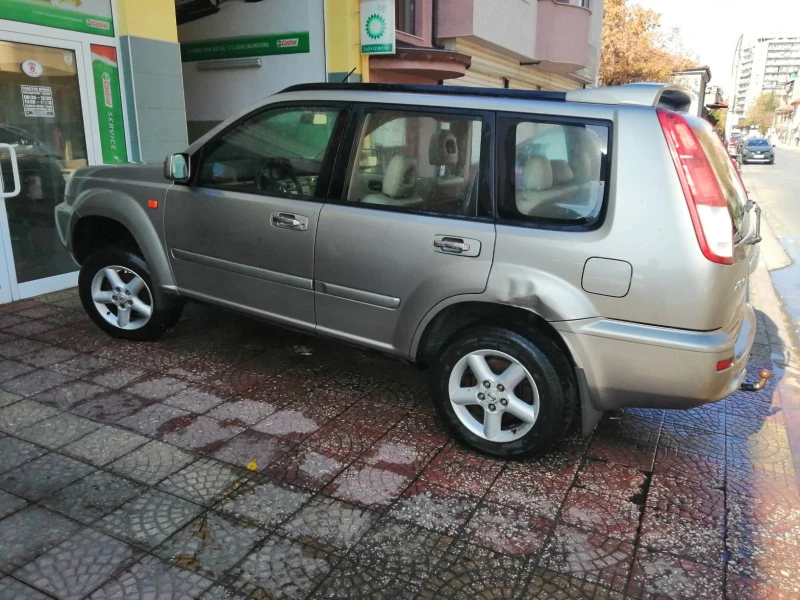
(535, 0, 591, 73)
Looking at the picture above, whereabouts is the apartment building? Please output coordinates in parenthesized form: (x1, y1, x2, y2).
(732, 36, 800, 124)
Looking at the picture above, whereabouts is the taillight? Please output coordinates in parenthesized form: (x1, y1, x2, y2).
(657, 108, 734, 265)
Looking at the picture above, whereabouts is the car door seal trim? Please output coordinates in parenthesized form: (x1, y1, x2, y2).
(315, 281, 400, 309)
(172, 248, 313, 291)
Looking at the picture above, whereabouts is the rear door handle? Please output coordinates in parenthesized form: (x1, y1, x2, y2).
(432, 235, 481, 257)
(271, 212, 308, 231)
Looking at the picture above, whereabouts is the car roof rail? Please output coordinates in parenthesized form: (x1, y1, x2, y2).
(278, 82, 567, 102)
(277, 82, 692, 112)
(565, 83, 693, 112)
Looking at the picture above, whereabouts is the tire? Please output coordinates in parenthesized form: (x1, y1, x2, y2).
(431, 325, 577, 459)
(79, 247, 183, 341)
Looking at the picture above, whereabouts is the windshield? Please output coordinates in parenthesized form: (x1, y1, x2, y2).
(746, 139, 770, 147)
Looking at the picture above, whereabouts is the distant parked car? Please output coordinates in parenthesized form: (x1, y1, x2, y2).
(728, 136, 741, 156)
(741, 138, 775, 164)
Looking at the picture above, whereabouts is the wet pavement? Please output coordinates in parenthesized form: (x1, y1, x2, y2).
(0, 290, 798, 599)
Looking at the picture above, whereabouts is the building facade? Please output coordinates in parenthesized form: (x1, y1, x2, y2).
(731, 36, 800, 126)
(0, 0, 186, 303)
(0, 0, 602, 303)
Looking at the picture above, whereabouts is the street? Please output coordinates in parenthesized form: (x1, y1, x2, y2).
(743, 148, 800, 344)
(743, 148, 800, 239)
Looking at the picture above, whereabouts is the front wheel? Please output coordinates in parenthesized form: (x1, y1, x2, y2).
(79, 247, 183, 341)
(431, 325, 576, 459)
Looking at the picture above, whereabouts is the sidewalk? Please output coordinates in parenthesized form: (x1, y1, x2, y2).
(0, 279, 798, 599)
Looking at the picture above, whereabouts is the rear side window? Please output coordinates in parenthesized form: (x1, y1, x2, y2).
(497, 117, 610, 227)
(346, 109, 485, 217)
(692, 123, 746, 234)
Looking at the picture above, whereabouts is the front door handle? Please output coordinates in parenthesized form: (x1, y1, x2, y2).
(434, 239, 470, 254)
(0, 144, 22, 199)
(432, 235, 482, 257)
(271, 212, 308, 231)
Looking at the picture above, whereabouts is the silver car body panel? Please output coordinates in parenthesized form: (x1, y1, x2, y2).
(55, 83, 758, 418)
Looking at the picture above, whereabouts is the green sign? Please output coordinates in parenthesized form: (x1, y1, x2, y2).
(180, 32, 311, 62)
(91, 46, 128, 164)
(0, 0, 114, 36)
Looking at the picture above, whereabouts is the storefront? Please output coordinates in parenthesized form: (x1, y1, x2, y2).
(0, 0, 182, 304)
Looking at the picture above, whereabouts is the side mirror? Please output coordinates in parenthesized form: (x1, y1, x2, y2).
(164, 153, 190, 182)
(358, 148, 379, 170)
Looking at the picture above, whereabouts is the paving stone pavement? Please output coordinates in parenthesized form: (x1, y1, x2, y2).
(0, 289, 798, 599)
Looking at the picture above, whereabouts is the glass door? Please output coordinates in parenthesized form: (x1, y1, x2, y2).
(0, 37, 92, 300)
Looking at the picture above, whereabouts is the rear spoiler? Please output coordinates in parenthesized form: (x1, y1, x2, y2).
(565, 83, 693, 113)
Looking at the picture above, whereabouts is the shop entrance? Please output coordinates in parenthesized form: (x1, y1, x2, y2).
(0, 35, 95, 302)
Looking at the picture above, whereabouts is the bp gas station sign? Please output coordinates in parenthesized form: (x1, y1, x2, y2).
(361, 0, 395, 55)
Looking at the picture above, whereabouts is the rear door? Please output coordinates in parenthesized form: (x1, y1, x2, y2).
(165, 103, 348, 330)
(313, 104, 496, 355)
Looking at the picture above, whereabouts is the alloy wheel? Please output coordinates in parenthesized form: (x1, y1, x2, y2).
(448, 349, 539, 442)
(90, 265, 153, 330)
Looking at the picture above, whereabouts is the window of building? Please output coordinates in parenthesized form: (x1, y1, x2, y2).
(497, 118, 610, 227)
(396, 0, 416, 35)
(346, 109, 484, 216)
(196, 106, 342, 198)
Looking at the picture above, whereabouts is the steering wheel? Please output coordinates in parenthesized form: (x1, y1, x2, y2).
(256, 158, 303, 196)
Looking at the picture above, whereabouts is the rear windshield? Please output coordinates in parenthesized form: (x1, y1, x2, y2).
(746, 139, 769, 147)
(692, 123, 747, 235)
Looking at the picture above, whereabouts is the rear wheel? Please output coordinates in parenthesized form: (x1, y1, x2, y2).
(431, 325, 576, 458)
(79, 247, 183, 340)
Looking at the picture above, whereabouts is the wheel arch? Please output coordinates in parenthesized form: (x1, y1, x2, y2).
(414, 299, 602, 437)
(71, 191, 176, 291)
(413, 300, 577, 370)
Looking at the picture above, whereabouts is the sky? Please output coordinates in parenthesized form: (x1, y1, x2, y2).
(632, 0, 800, 97)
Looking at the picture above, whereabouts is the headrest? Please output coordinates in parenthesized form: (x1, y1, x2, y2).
(428, 129, 459, 166)
(569, 130, 602, 183)
(382, 155, 418, 198)
(550, 160, 574, 185)
(521, 156, 553, 191)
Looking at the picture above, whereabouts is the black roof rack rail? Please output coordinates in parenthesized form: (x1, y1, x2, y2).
(278, 82, 567, 102)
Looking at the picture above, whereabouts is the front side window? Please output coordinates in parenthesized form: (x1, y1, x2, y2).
(499, 117, 609, 227)
(346, 109, 483, 217)
(195, 106, 341, 198)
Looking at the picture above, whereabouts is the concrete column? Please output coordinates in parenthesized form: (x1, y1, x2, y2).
(116, 0, 188, 162)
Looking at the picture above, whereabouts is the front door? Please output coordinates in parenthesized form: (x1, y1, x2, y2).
(164, 103, 348, 331)
(314, 105, 496, 355)
(0, 36, 93, 301)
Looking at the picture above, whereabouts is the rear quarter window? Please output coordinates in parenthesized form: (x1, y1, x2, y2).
(497, 116, 610, 229)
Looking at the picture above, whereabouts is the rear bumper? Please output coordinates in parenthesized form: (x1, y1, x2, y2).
(555, 305, 756, 410)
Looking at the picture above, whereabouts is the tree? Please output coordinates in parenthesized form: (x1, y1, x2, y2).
(708, 108, 727, 136)
(600, 0, 697, 86)
(741, 92, 779, 134)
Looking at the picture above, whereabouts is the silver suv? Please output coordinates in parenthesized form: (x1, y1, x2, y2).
(56, 83, 762, 458)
